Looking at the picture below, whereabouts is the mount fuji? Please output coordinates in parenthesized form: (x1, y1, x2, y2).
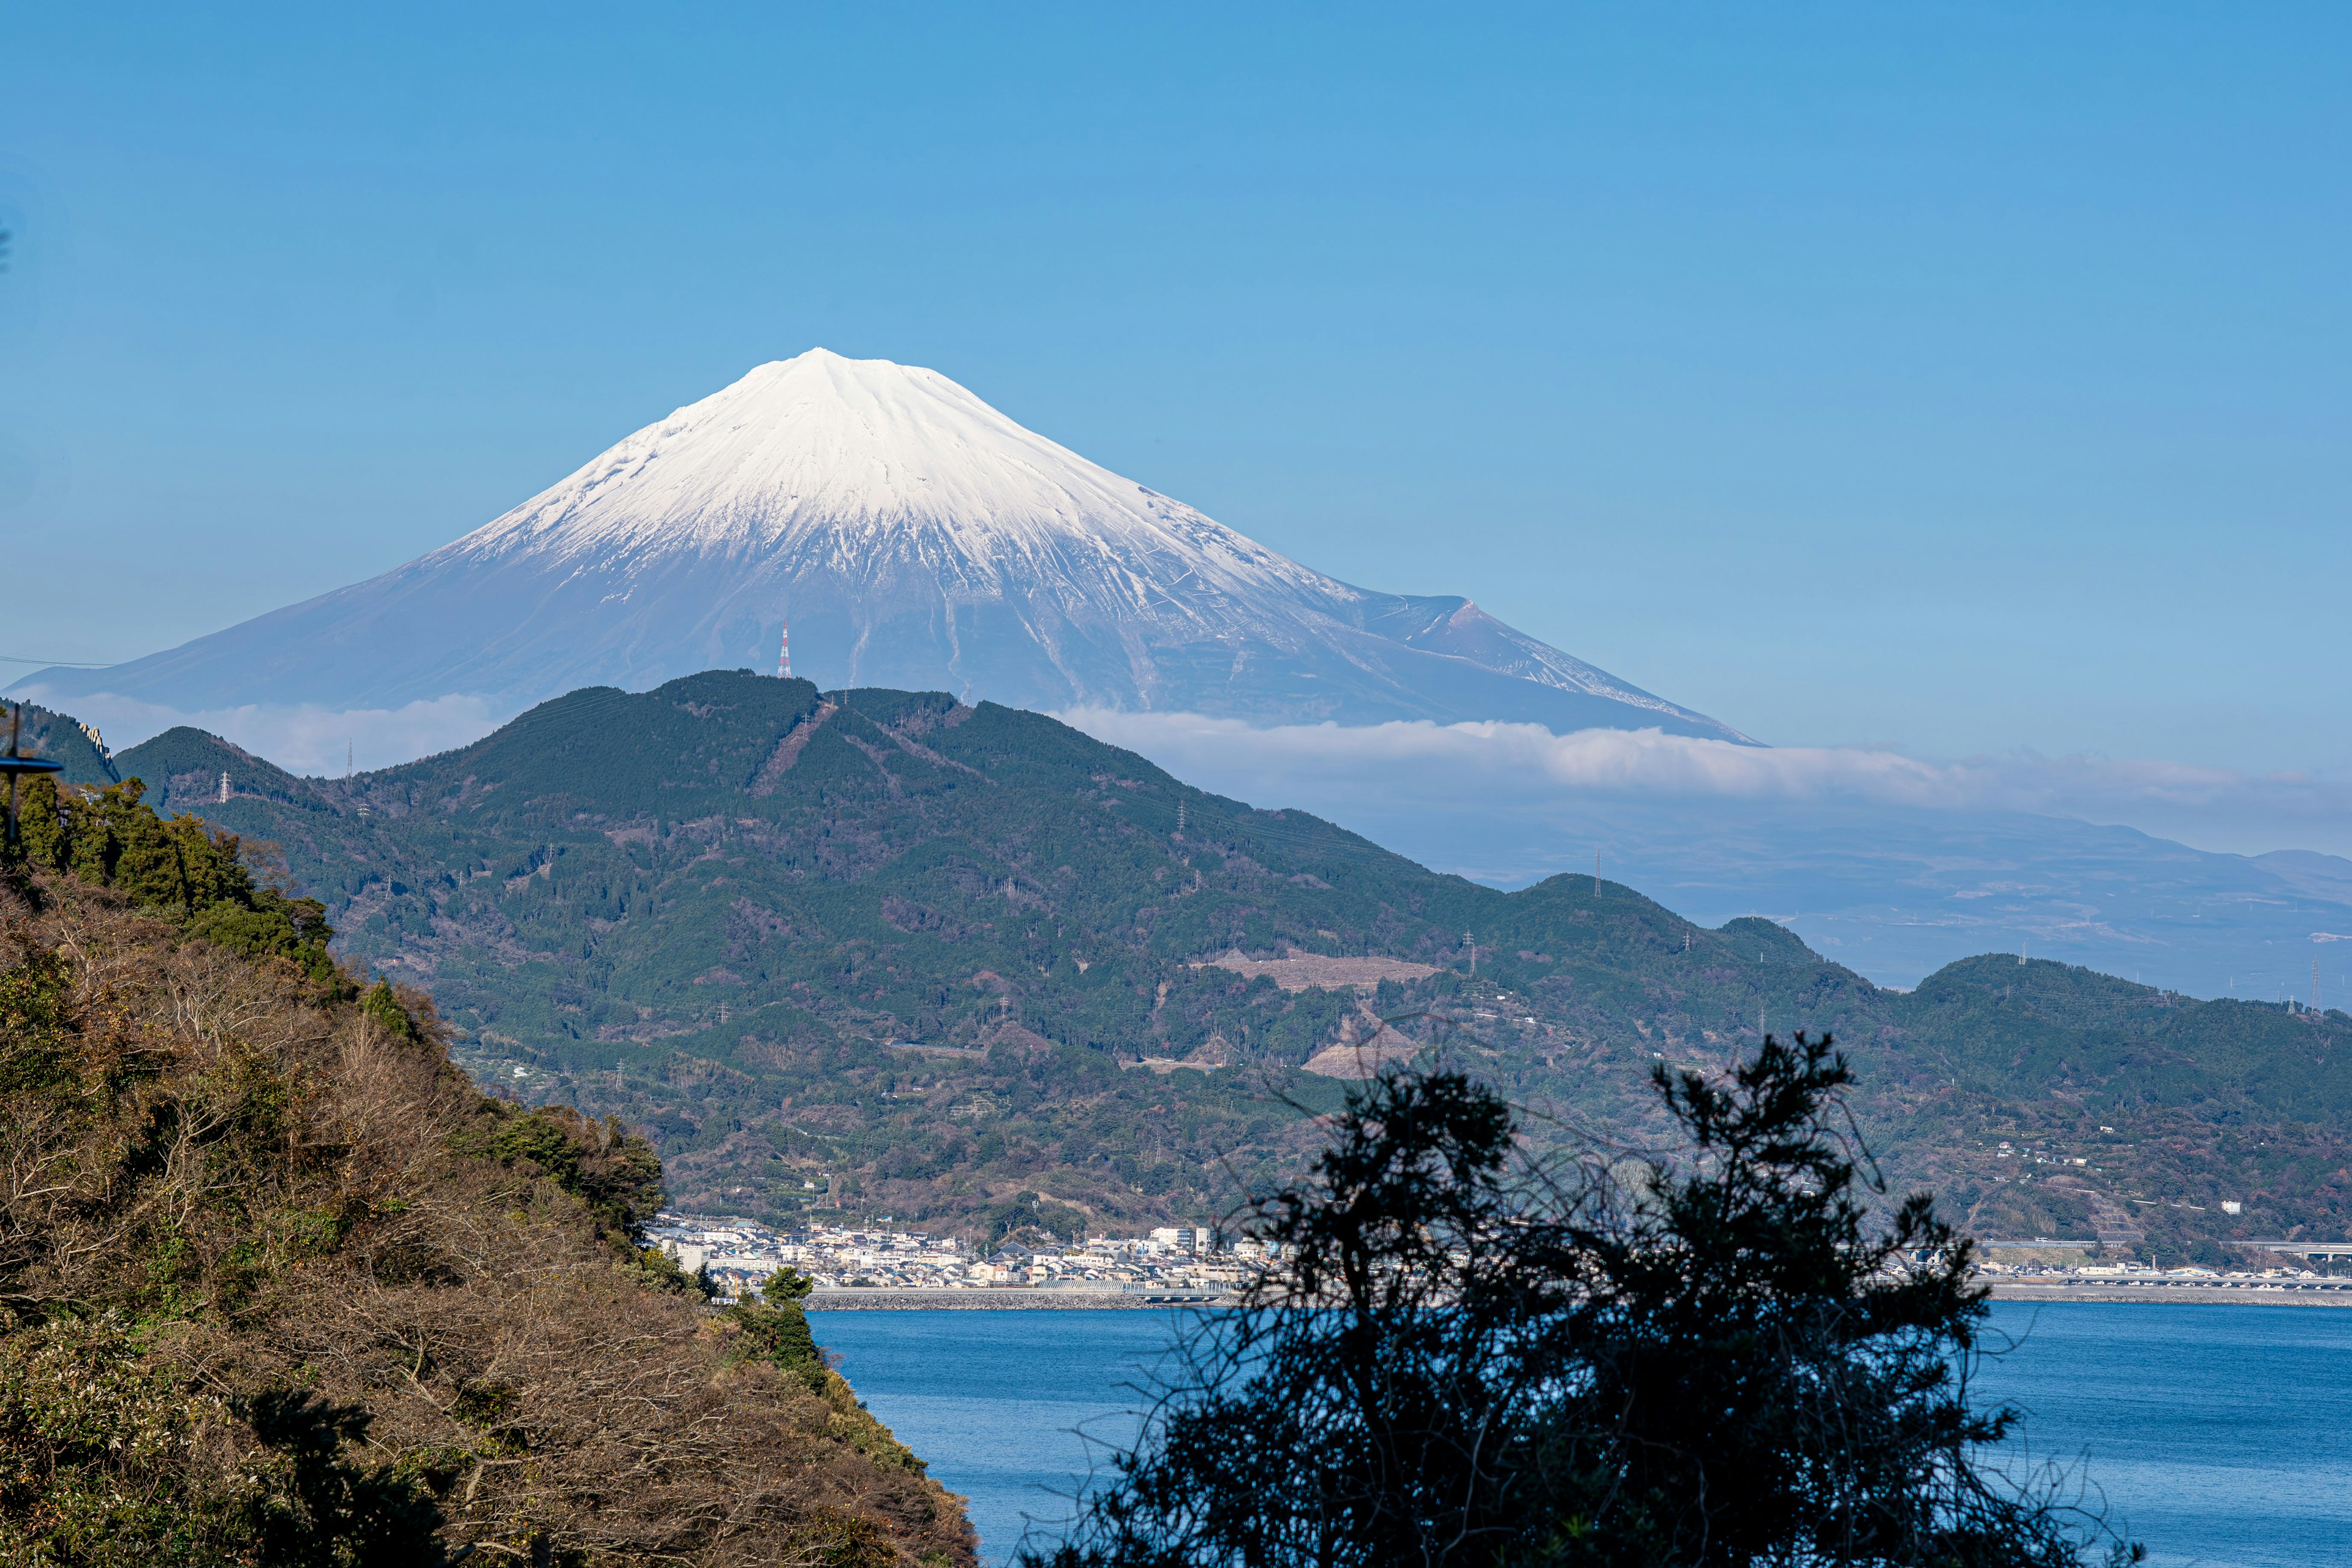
(18, 349, 1748, 750)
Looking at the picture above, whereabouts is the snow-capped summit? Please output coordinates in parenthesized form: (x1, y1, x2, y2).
(18, 350, 1749, 748)
(445, 348, 1336, 614)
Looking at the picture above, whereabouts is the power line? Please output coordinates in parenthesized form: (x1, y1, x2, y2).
(0, 653, 118, 668)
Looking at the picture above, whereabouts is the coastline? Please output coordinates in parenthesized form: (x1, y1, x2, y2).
(812, 1281, 2352, 1311)
(1989, 1277, 2352, 1307)
(809, 1286, 1234, 1311)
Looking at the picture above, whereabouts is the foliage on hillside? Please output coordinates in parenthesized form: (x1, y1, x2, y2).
(725, 1268, 929, 1482)
(0, 864, 973, 1566)
(14, 774, 339, 986)
(91, 673, 2352, 1254)
(4, 699, 121, 788)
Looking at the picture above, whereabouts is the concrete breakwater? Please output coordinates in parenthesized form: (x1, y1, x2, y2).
(1990, 1276, 2352, 1306)
(813, 1280, 2352, 1311)
(809, 1286, 1232, 1311)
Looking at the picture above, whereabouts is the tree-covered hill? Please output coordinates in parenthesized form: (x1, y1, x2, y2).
(54, 670, 2352, 1259)
(4, 698, 121, 786)
(0, 855, 973, 1565)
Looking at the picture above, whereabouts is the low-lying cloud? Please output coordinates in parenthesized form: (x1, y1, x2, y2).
(1060, 709, 2352, 858)
(21, 682, 2348, 860)
(12, 687, 509, 777)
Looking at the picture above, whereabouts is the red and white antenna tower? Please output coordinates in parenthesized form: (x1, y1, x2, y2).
(776, 617, 793, 680)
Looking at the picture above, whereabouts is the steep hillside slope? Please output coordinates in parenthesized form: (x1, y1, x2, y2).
(66, 671, 2352, 1262)
(3, 698, 121, 786)
(0, 861, 973, 1566)
(15, 350, 1744, 744)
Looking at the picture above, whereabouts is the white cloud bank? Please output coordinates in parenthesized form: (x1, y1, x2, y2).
(20, 682, 2348, 859)
(1059, 710, 2352, 859)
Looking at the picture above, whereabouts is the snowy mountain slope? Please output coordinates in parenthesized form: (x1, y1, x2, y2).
(17, 350, 1748, 744)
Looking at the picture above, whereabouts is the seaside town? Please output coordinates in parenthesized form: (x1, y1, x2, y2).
(646, 1213, 1270, 1302)
(648, 1216, 2352, 1306)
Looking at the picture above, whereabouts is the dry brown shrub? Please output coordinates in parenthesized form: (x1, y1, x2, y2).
(0, 870, 974, 1566)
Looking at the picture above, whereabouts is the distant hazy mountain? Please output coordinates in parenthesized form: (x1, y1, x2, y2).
(15, 349, 1744, 742)
(1293, 790, 2352, 1000)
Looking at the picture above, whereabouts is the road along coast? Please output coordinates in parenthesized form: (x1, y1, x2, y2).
(808, 1286, 1234, 1310)
(809, 1279, 2352, 1310)
(1989, 1276, 2352, 1306)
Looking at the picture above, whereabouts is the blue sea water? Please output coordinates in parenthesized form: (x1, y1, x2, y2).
(813, 1302, 2352, 1567)
(1970, 1303, 2352, 1567)
(811, 1309, 1173, 1562)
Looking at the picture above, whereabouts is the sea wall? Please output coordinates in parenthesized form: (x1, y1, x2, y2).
(1991, 1278, 2352, 1306)
(807, 1287, 1231, 1311)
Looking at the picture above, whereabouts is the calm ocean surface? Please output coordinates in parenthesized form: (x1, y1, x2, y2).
(813, 1302, 2352, 1567)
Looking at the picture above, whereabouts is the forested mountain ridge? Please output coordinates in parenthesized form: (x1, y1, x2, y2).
(4, 698, 120, 786)
(30, 669, 2343, 1259)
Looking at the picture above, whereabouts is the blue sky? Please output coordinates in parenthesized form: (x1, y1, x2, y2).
(5, 4, 2349, 790)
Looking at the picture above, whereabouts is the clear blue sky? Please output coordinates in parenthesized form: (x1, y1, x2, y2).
(4, 3, 2348, 779)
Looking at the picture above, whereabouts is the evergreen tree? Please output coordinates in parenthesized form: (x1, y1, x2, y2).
(8, 775, 337, 983)
(1029, 1036, 2138, 1568)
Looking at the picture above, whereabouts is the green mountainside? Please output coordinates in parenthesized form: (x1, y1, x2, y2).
(50, 669, 2348, 1261)
(5, 698, 121, 786)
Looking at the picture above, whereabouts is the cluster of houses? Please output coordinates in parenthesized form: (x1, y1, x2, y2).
(643, 1213, 1268, 1300)
(642, 1215, 2352, 1307)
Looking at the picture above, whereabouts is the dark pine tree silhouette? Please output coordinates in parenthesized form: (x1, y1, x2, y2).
(1027, 1034, 2138, 1568)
